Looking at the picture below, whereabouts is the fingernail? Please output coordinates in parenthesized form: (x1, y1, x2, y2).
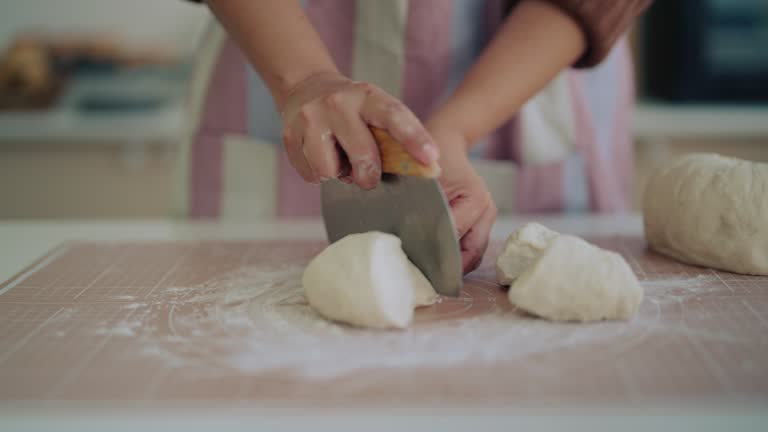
(422, 143, 439, 162)
(318, 176, 332, 183)
(341, 176, 354, 184)
(358, 160, 379, 176)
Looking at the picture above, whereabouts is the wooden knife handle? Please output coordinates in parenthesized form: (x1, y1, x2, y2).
(370, 127, 441, 179)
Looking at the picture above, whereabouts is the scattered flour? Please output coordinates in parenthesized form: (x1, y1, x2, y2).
(94, 265, 652, 379)
(95, 319, 141, 337)
(641, 275, 721, 299)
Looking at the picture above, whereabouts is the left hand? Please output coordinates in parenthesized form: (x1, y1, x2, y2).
(427, 125, 497, 274)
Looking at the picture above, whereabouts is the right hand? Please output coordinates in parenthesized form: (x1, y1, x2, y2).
(280, 72, 439, 189)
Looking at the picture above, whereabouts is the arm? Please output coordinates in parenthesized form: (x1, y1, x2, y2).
(429, 1, 586, 270)
(427, 0, 651, 148)
(204, 0, 438, 189)
(205, 0, 336, 110)
(427, 0, 586, 147)
(430, 0, 650, 272)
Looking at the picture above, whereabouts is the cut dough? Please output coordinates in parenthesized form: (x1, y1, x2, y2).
(508, 235, 643, 322)
(643, 153, 768, 275)
(495, 222, 560, 285)
(303, 231, 437, 329)
(410, 264, 439, 307)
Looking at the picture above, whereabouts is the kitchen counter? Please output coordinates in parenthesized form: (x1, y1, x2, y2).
(1, 215, 766, 431)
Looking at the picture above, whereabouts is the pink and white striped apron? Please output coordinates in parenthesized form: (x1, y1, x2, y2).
(184, 0, 634, 219)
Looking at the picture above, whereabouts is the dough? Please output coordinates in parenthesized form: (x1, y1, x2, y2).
(643, 153, 768, 275)
(495, 222, 560, 285)
(409, 264, 439, 307)
(303, 231, 437, 329)
(508, 235, 643, 322)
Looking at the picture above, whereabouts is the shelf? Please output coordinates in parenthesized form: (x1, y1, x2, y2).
(0, 104, 185, 144)
(633, 100, 768, 141)
(0, 72, 187, 144)
(4, 97, 767, 145)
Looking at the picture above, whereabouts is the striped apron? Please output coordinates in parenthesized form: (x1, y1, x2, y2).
(182, 0, 634, 219)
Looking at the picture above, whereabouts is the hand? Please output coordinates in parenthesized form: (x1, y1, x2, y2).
(280, 72, 439, 189)
(428, 126, 497, 274)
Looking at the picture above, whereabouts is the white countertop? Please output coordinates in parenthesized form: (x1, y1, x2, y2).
(0, 215, 643, 283)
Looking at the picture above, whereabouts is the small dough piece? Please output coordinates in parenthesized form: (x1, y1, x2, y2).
(303, 232, 438, 329)
(410, 265, 439, 307)
(509, 235, 643, 322)
(643, 153, 768, 275)
(496, 222, 560, 285)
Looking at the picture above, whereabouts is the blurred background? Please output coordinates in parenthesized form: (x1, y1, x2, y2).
(0, 0, 766, 220)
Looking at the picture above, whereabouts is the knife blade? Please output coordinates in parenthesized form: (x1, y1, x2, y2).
(320, 127, 462, 297)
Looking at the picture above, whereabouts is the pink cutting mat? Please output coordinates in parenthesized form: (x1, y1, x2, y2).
(0, 237, 766, 403)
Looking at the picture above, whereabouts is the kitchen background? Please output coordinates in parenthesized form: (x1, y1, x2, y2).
(0, 0, 766, 219)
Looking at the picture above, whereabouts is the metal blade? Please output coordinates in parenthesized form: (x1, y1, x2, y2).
(321, 175, 462, 297)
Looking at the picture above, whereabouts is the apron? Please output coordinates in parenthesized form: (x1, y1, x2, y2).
(182, 0, 634, 219)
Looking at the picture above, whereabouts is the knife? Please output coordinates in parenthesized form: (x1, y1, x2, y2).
(320, 127, 462, 297)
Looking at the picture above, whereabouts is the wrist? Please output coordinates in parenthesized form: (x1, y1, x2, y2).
(426, 105, 478, 153)
(273, 67, 340, 111)
(425, 118, 471, 158)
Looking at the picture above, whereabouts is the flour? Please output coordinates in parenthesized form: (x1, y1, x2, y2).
(95, 320, 140, 336)
(641, 275, 720, 299)
(83, 263, 761, 379)
(92, 265, 651, 379)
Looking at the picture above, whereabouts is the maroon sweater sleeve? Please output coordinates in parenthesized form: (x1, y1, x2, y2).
(538, 0, 653, 67)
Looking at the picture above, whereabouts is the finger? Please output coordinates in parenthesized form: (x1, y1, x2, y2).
(449, 192, 486, 239)
(459, 202, 497, 274)
(357, 83, 439, 165)
(337, 142, 354, 184)
(282, 127, 316, 183)
(291, 104, 342, 183)
(302, 127, 343, 182)
(323, 93, 381, 190)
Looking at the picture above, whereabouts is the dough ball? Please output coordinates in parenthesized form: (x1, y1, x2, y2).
(496, 222, 559, 285)
(303, 231, 438, 329)
(643, 153, 768, 275)
(508, 235, 643, 322)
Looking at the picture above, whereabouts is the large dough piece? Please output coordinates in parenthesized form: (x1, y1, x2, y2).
(496, 222, 559, 285)
(303, 232, 438, 329)
(643, 153, 768, 275)
(508, 235, 643, 322)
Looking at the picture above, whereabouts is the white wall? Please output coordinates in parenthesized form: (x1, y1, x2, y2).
(0, 0, 210, 55)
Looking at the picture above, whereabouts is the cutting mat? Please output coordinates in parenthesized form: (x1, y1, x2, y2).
(0, 237, 766, 404)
